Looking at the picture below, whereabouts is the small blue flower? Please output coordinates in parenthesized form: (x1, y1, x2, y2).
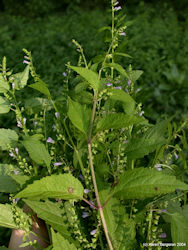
(154, 164, 162, 171)
(114, 6, 121, 11)
(120, 32, 126, 36)
(84, 189, 90, 194)
(82, 212, 89, 218)
(174, 152, 178, 160)
(23, 60, 29, 64)
(115, 86, 122, 90)
(139, 111, 144, 117)
(106, 83, 112, 87)
(15, 148, 19, 155)
(79, 174, 84, 180)
(159, 233, 166, 238)
(90, 229, 97, 235)
(14, 170, 19, 175)
(55, 112, 60, 118)
(160, 209, 166, 213)
(54, 162, 63, 167)
(123, 140, 129, 144)
(47, 137, 55, 144)
(62, 72, 67, 77)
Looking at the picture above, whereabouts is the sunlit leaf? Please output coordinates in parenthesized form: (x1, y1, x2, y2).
(29, 79, 51, 98)
(114, 168, 188, 199)
(0, 74, 9, 93)
(69, 66, 100, 90)
(22, 135, 51, 168)
(15, 174, 84, 200)
(12, 65, 29, 89)
(0, 129, 18, 150)
(51, 229, 77, 250)
(0, 96, 10, 114)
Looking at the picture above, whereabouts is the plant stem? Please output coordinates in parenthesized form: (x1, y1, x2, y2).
(88, 90, 113, 249)
(111, 0, 115, 79)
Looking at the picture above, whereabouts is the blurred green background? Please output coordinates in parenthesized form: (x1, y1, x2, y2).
(0, 0, 188, 246)
(0, 0, 188, 121)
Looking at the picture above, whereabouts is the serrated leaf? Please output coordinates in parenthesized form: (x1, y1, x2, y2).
(29, 79, 51, 98)
(51, 229, 77, 250)
(105, 63, 129, 79)
(100, 190, 136, 250)
(0, 204, 18, 229)
(12, 65, 29, 89)
(0, 96, 10, 114)
(0, 74, 9, 93)
(130, 70, 143, 82)
(96, 113, 146, 131)
(69, 66, 100, 90)
(24, 199, 73, 241)
(22, 136, 51, 168)
(67, 97, 91, 134)
(124, 120, 168, 159)
(166, 202, 188, 249)
(0, 129, 18, 150)
(114, 168, 188, 199)
(15, 174, 84, 200)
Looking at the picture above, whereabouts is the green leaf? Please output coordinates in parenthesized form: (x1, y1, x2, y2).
(24, 199, 73, 241)
(15, 174, 84, 200)
(69, 66, 100, 90)
(109, 89, 135, 114)
(0, 246, 8, 249)
(114, 168, 188, 199)
(100, 190, 136, 249)
(12, 65, 29, 90)
(25, 97, 52, 113)
(98, 26, 111, 33)
(0, 96, 10, 114)
(51, 229, 77, 250)
(113, 52, 132, 58)
(22, 135, 51, 168)
(105, 63, 129, 79)
(0, 204, 18, 229)
(29, 79, 51, 98)
(11, 174, 30, 187)
(0, 176, 19, 193)
(167, 202, 188, 249)
(0, 129, 18, 150)
(110, 89, 135, 104)
(130, 70, 143, 82)
(96, 113, 146, 131)
(67, 97, 91, 135)
(124, 120, 168, 159)
(0, 74, 9, 93)
(0, 164, 29, 192)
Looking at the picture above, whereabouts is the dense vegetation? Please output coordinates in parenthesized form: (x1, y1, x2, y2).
(0, 0, 187, 248)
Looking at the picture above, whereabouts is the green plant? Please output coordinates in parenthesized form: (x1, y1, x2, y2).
(0, 1, 188, 249)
